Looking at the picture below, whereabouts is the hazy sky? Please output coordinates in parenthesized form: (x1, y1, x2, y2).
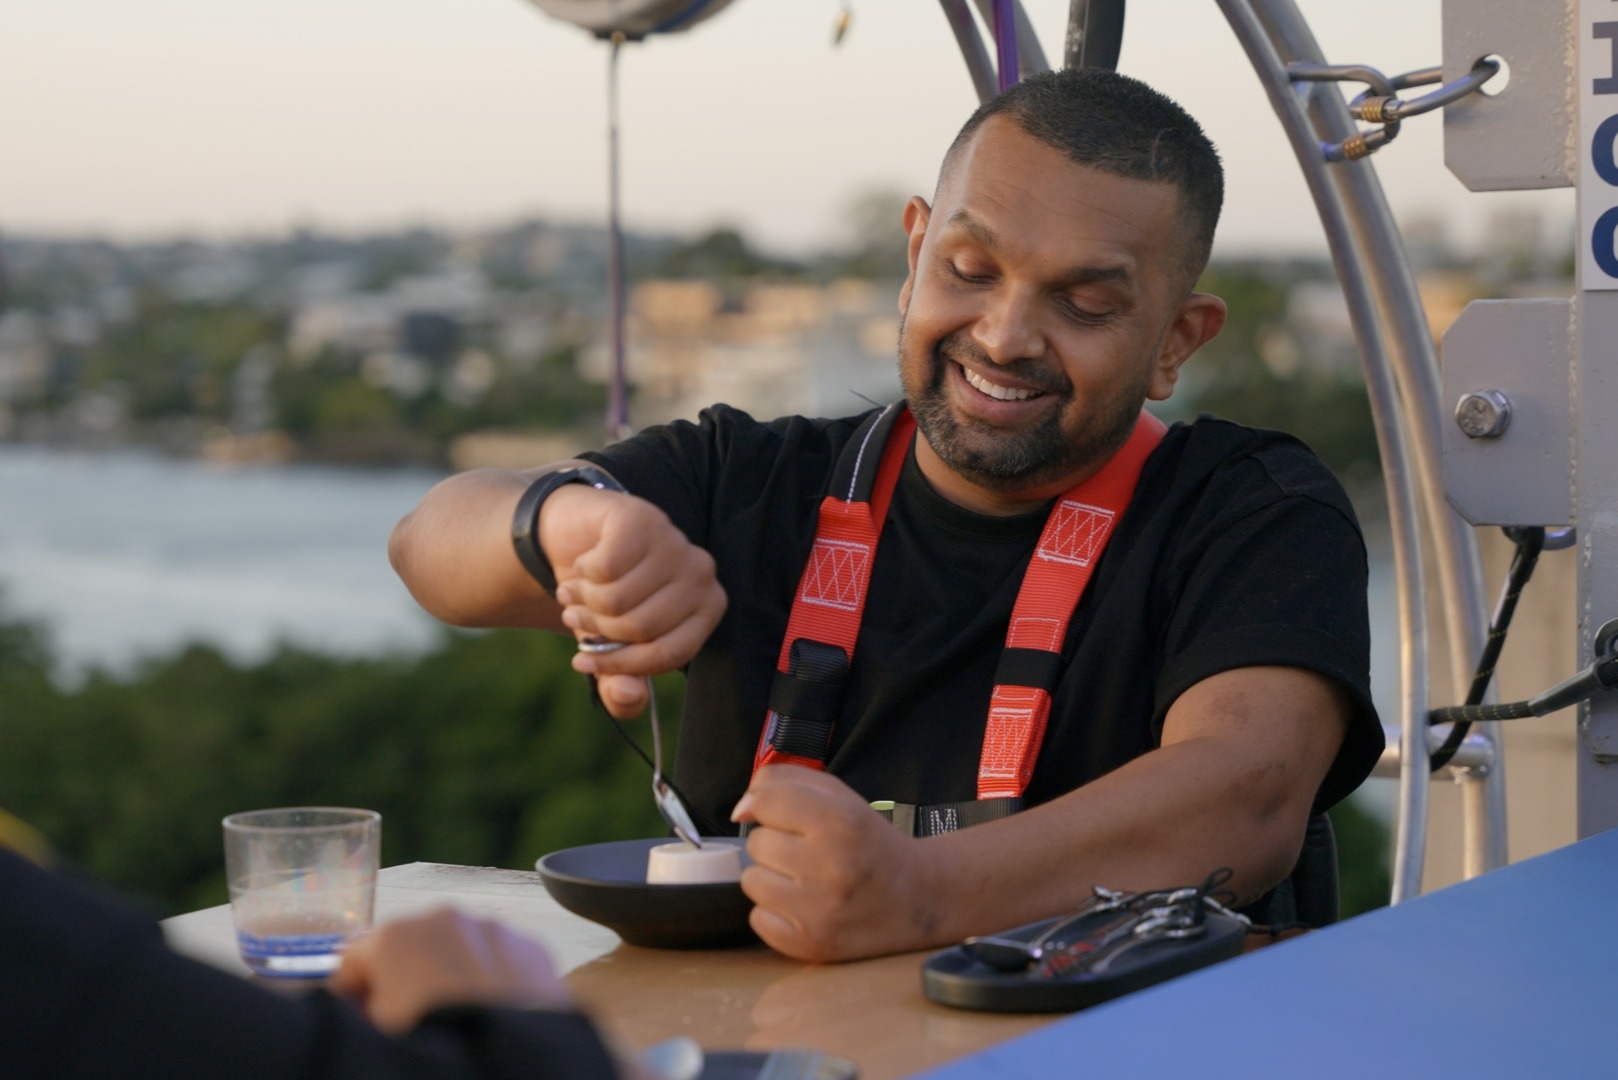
(0, 0, 1571, 259)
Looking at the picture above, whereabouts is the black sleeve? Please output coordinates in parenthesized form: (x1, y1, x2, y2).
(1151, 450, 1383, 814)
(0, 850, 619, 1080)
(579, 405, 866, 555)
(579, 407, 735, 549)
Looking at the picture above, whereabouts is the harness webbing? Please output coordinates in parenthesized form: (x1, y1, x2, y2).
(754, 404, 914, 771)
(979, 411, 1166, 798)
(752, 404, 1165, 816)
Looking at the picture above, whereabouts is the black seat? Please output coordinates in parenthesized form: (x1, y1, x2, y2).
(1239, 812, 1339, 930)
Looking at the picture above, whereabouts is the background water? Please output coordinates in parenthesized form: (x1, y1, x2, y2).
(0, 446, 448, 681)
(0, 445, 1401, 748)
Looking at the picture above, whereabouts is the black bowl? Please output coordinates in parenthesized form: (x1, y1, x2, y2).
(536, 838, 758, 949)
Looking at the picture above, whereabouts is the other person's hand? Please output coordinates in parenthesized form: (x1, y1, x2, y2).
(731, 766, 937, 962)
(332, 907, 570, 1034)
(541, 485, 726, 718)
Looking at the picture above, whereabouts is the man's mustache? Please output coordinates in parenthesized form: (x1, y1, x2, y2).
(935, 333, 1071, 396)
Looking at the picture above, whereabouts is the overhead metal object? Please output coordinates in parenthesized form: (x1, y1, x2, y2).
(940, 0, 1050, 105)
(1442, 0, 1575, 190)
(938, 0, 998, 103)
(1441, 300, 1574, 528)
(521, 0, 737, 39)
(1065, 0, 1126, 71)
(970, 0, 1049, 78)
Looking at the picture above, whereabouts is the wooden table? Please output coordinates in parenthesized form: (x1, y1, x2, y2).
(161, 862, 1053, 1080)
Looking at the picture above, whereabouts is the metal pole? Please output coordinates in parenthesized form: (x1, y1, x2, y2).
(1375, 725, 1495, 775)
(1215, 0, 1435, 900)
(990, 0, 1019, 92)
(605, 33, 631, 441)
(970, 0, 1049, 78)
(1064, 0, 1127, 71)
(938, 0, 998, 103)
(1244, 0, 1506, 879)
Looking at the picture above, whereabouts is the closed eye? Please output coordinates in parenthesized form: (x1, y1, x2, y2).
(947, 261, 993, 285)
(1059, 297, 1112, 323)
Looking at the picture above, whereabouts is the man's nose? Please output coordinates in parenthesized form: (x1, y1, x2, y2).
(972, 287, 1045, 365)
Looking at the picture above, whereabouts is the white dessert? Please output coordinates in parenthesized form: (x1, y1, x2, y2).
(645, 841, 742, 884)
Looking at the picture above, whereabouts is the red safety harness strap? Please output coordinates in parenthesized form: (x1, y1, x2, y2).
(753, 406, 1165, 803)
(978, 410, 1166, 798)
(754, 405, 915, 770)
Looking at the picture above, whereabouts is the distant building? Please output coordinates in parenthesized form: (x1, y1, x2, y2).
(0, 311, 49, 404)
(574, 277, 902, 426)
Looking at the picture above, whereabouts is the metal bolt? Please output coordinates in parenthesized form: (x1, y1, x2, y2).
(1454, 389, 1512, 439)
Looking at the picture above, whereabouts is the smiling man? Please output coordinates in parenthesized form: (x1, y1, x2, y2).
(390, 69, 1382, 962)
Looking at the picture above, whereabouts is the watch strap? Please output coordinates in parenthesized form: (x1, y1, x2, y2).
(511, 465, 626, 595)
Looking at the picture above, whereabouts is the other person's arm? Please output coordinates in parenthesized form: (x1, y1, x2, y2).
(731, 664, 1348, 962)
(0, 850, 623, 1079)
(332, 907, 569, 1033)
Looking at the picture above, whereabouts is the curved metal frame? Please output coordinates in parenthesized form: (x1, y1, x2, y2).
(1215, 1, 1442, 901)
(938, 0, 998, 103)
(939, 0, 1052, 106)
(979, 0, 1504, 902)
(1223, 0, 1501, 898)
(1066, 0, 1126, 70)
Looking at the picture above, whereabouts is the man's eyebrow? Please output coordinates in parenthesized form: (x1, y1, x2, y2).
(943, 208, 1134, 289)
(945, 209, 1001, 253)
(1053, 263, 1133, 289)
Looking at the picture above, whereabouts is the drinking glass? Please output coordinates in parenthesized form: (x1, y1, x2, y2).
(222, 806, 380, 978)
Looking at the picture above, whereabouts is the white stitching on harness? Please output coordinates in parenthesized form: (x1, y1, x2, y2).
(845, 403, 898, 501)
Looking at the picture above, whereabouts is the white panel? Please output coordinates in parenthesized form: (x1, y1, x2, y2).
(1441, 299, 1573, 527)
(1581, 0, 1618, 288)
(1442, 0, 1574, 192)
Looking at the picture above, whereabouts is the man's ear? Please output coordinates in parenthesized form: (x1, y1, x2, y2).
(897, 196, 932, 315)
(1147, 292, 1227, 401)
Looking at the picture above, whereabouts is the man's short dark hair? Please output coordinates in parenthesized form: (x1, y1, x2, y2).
(941, 68, 1224, 286)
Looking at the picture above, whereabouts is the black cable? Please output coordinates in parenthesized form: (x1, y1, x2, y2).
(1429, 527, 1544, 770)
(1428, 653, 1618, 728)
(1425, 528, 1618, 748)
(590, 677, 718, 837)
(1428, 700, 1536, 727)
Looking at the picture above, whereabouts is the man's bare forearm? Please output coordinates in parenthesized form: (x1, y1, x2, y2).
(911, 739, 1308, 944)
(389, 463, 589, 631)
(391, 459, 729, 721)
(904, 667, 1348, 950)
(738, 666, 1349, 961)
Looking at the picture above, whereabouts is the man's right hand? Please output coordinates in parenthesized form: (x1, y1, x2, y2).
(390, 463, 726, 720)
(539, 483, 726, 719)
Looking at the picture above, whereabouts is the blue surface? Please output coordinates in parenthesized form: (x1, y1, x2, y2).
(923, 829, 1618, 1079)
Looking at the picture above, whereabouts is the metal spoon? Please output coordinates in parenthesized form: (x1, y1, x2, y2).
(578, 637, 703, 848)
(960, 886, 1131, 972)
(646, 674, 703, 848)
(962, 908, 1100, 972)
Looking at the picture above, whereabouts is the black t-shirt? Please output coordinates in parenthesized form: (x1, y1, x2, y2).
(585, 405, 1382, 838)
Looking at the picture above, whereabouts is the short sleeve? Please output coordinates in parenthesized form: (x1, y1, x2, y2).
(1151, 455, 1383, 814)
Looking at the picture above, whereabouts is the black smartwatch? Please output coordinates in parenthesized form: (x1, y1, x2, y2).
(511, 465, 626, 596)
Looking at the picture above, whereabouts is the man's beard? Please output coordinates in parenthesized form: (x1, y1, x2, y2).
(899, 322, 1150, 494)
